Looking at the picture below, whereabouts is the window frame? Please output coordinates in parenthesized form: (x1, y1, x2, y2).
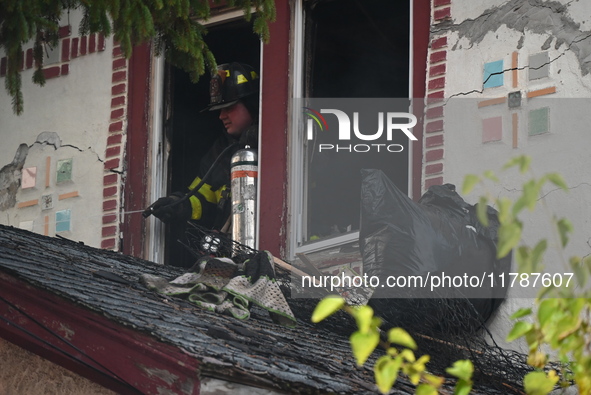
(146, 10, 263, 263)
(287, 0, 419, 259)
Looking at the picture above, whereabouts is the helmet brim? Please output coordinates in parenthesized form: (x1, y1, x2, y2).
(201, 100, 239, 112)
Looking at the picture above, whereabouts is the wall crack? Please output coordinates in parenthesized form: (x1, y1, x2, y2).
(444, 33, 583, 103)
(432, 0, 591, 77)
(538, 182, 591, 200)
(29, 132, 105, 163)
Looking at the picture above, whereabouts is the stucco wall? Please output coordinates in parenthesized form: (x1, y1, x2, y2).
(0, 10, 128, 249)
(0, 338, 115, 395)
(425, 0, 591, 350)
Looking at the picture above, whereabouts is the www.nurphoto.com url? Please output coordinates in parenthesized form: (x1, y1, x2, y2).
(301, 272, 574, 292)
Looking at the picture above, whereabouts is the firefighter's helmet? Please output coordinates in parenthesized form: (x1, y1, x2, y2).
(207, 63, 259, 111)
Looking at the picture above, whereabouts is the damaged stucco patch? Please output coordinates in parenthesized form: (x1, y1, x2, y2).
(437, 0, 591, 75)
(0, 132, 63, 211)
(0, 131, 107, 212)
(35, 131, 63, 150)
(0, 144, 29, 211)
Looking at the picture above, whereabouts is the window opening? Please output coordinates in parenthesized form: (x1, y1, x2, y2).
(164, 19, 261, 267)
(299, 0, 410, 247)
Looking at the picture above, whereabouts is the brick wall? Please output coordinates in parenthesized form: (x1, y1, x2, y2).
(0, 26, 106, 80)
(423, 0, 451, 192)
(101, 41, 128, 250)
(1, 28, 127, 251)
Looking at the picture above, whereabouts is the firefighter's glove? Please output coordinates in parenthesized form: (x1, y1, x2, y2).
(150, 194, 191, 224)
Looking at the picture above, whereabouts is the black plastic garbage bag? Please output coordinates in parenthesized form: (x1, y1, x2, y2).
(359, 169, 511, 326)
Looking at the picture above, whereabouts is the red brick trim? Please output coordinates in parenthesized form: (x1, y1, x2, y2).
(105, 146, 121, 158)
(425, 148, 444, 162)
(425, 163, 443, 175)
(101, 39, 128, 251)
(101, 238, 116, 249)
(434, 7, 451, 21)
(425, 176, 444, 189)
(428, 77, 445, 90)
(426, 134, 443, 147)
(429, 64, 446, 78)
(429, 50, 447, 64)
(426, 120, 444, 133)
(26, 49, 33, 69)
(103, 174, 118, 185)
(0, 27, 107, 82)
(108, 121, 123, 132)
(423, 0, 451, 192)
(426, 105, 444, 119)
(104, 158, 120, 170)
(107, 133, 123, 146)
(431, 37, 448, 50)
(58, 25, 71, 38)
(42, 66, 61, 79)
(102, 214, 117, 224)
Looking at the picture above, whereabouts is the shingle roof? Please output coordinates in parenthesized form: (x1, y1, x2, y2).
(0, 224, 405, 394)
(0, 224, 512, 395)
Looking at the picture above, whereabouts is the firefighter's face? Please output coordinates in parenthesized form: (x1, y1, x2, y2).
(219, 101, 253, 137)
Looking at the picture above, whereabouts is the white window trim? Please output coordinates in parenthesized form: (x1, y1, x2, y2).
(287, 0, 306, 260)
(287, 0, 415, 261)
(147, 53, 167, 264)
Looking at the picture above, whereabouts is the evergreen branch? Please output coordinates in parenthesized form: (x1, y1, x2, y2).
(0, 0, 276, 115)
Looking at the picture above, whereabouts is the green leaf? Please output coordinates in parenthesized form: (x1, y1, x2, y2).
(483, 170, 499, 183)
(527, 351, 548, 368)
(556, 218, 573, 248)
(522, 179, 541, 211)
(446, 360, 473, 382)
(311, 296, 344, 323)
(374, 355, 401, 394)
(455, 380, 472, 395)
(538, 299, 559, 328)
(537, 283, 556, 299)
(497, 197, 513, 225)
(510, 307, 532, 320)
(424, 374, 444, 387)
(519, 156, 532, 174)
(515, 246, 531, 273)
(352, 305, 374, 334)
(416, 384, 438, 395)
(350, 329, 379, 366)
(530, 240, 547, 270)
(512, 196, 527, 217)
(371, 316, 383, 329)
(507, 321, 533, 342)
(555, 314, 581, 342)
(462, 174, 479, 194)
(387, 327, 417, 350)
(546, 173, 569, 191)
(386, 347, 398, 357)
(476, 197, 489, 227)
(583, 255, 591, 271)
(523, 371, 559, 395)
(570, 256, 587, 288)
(399, 348, 416, 362)
(502, 156, 522, 171)
(502, 155, 531, 173)
(497, 222, 522, 259)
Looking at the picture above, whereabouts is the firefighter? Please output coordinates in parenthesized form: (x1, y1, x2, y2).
(149, 62, 259, 230)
